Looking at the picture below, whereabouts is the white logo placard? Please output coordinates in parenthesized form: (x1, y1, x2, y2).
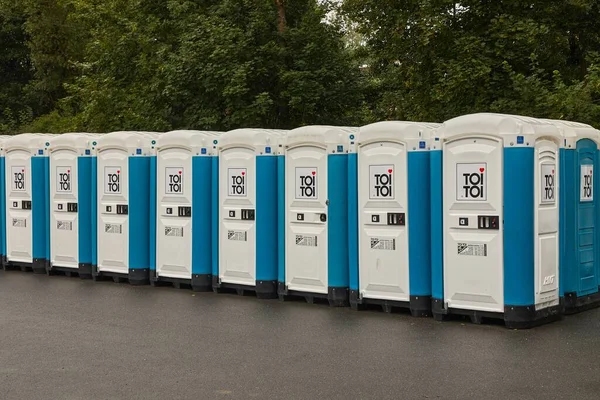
(56, 166, 72, 193)
(165, 167, 184, 194)
(456, 163, 486, 201)
(541, 164, 555, 204)
(581, 165, 593, 202)
(104, 166, 121, 194)
(369, 165, 394, 199)
(11, 166, 26, 192)
(295, 167, 318, 199)
(228, 168, 247, 197)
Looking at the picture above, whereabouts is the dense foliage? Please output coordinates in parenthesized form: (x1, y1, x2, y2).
(1, 0, 600, 133)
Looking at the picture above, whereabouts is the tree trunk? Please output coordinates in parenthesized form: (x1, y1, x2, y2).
(274, 0, 286, 33)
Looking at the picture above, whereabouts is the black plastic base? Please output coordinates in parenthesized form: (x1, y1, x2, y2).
(563, 290, 600, 315)
(1, 255, 6, 269)
(432, 297, 563, 328)
(349, 290, 431, 316)
(191, 274, 212, 292)
(47, 264, 80, 277)
(4, 261, 33, 272)
(93, 267, 149, 285)
(78, 263, 93, 279)
(151, 274, 192, 290)
(278, 282, 349, 307)
(212, 276, 277, 299)
(32, 258, 48, 274)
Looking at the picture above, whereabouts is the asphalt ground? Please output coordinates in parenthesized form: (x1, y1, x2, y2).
(1, 270, 599, 400)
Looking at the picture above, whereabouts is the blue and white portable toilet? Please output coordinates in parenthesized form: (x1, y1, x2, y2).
(279, 126, 356, 306)
(348, 121, 440, 316)
(215, 129, 285, 298)
(3, 134, 50, 274)
(543, 119, 600, 313)
(93, 131, 158, 285)
(0, 135, 12, 268)
(47, 133, 96, 278)
(152, 130, 222, 291)
(432, 113, 563, 328)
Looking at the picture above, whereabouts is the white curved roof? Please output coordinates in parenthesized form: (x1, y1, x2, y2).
(47, 133, 94, 151)
(539, 119, 600, 143)
(95, 131, 155, 150)
(157, 130, 222, 149)
(286, 125, 357, 145)
(220, 128, 286, 148)
(439, 113, 561, 139)
(359, 121, 440, 142)
(4, 133, 48, 151)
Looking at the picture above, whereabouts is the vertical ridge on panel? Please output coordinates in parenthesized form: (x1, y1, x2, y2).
(430, 149, 444, 304)
(78, 157, 92, 266)
(149, 155, 157, 273)
(347, 152, 359, 293)
(327, 154, 349, 290)
(277, 154, 285, 286)
(211, 156, 219, 277)
(256, 156, 277, 282)
(91, 156, 97, 267)
(192, 156, 212, 277)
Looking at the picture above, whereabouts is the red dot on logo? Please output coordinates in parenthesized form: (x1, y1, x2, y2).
(479, 168, 485, 173)
(241, 171, 245, 176)
(117, 170, 120, 174)
(178, 171, 182, 175)
(552, 170, 554, 174)
(21, 169, 24, 173)
(312, 171, 316, 176)
(67, 170, 70, 173)
(388, 169, 393, 174)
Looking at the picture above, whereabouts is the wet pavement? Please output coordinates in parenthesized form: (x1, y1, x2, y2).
(1, 270, 599, 400)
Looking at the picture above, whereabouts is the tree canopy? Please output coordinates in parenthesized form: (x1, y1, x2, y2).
(1, 0, 600, 133)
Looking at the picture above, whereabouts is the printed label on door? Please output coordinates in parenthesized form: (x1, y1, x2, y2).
(456, 163, 486, 201)
(164, 226, 183, 237)
(369, 165, 394, 199)
(56, 221, 72, 231)
(104, 223, 122, 234)
(228, 168, 247, 197)
(295, 168, 318, 199)
(165, 167, 184, 195)
(540, 164, 555, 204)
(56, 166, 72, 193)
(104, 166, 122, 194)
(581, 165, 593, 202)
(295, 234, 317, 247)
(227, 230, 247, 241)
(12, 218, 26, 228)
(370, 237, 395, 250)
(11, 167, 26, 192)
(457, 243, 487, 256)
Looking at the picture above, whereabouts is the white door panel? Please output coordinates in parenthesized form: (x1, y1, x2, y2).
(285, 146, 328, 294)
(358, 141, 409, 301)
(5, 150, 32, 263)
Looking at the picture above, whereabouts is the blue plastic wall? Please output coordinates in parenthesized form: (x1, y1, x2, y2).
(277, 155, 286, 285)
(430, 149, 444, 301)
(256, 156, 278, 283)
(91, 157, 97, 266)
(77, 157, 92, 265)
(211, 156, 219, 278)
(0, 157, 5, 260)
(503, 147, 535, 307)
(32, 156, 50, 262)
(327, 154, 349, 289)
(149, 156, 156, 273)
(191, 156, 213, 277)
(128, 157, 151, 271)
(347, 153, 359, 292)
(408, 151, 431, 297)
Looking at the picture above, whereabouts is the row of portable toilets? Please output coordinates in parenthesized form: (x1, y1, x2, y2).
(2, 113, 600, 328)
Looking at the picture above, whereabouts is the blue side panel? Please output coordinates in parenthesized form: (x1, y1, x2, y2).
(277, 155, 285, 284)
(77, 157, 92, 264)
(91, 157, 97, 266)
(327, 154, 349, 289)
(192, 156, 212, 276)
(503, 147, 535, 306)
(575, 139, 598, 296)
(32, 156, 49, 261)
(430, 150, 444, 300)
(128, 156, 150, 271)
(408, 151, 431, 296)
(347, 153, 359, 291)
(559, 148, 575, 297)
(149, 156, 157, 272)
(211, 156, 219, 277)
(256, 156, 278, 282)
(0, 157, 5, 258)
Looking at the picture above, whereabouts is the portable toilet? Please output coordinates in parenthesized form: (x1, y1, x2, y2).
(279, 126, 356, 306)
(542, 119, 600, 313)
(432, 113, 563, 328)
(3, 134, 50, 273)
(47, 133, 96, 278)
(0, 135, 12, 268)
(152, 130, 222, 291)
(348, 121, 440, 316)
(93, 131, 157, 285)
(215, 129, 285, 298)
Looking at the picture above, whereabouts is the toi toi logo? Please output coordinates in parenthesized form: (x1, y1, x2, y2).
(369, 165, 394, 199)
(105, 166, 121, 194)
(165, 167, 183, 194)
(296, 168, 317, 199)
(228, 168, 247, 197)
